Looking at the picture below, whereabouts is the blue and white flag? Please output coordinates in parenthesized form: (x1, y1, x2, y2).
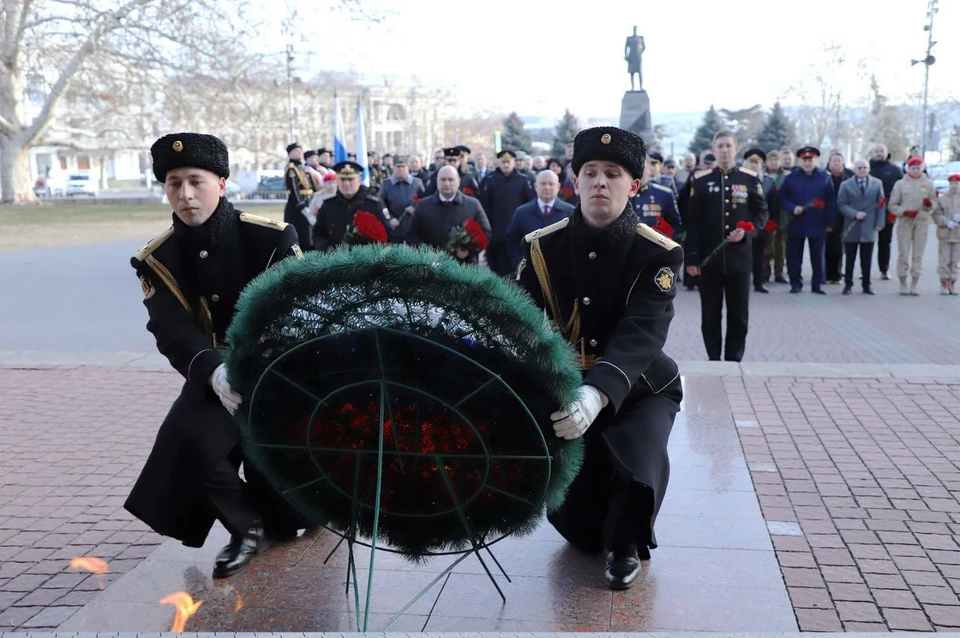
(333, 94, 348, 164)
(355, 100, 369, 187)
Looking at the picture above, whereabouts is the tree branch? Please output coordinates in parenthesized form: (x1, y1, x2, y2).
(23, 0, 154, 146)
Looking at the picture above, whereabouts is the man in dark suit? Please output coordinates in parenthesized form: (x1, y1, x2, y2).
(125, 133, 308, 580)
(407, 165, 492, 264)
(506, 170, 575, 271)
(479, 150, 534, 276)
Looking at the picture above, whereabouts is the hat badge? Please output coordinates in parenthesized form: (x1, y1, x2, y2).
(172, 140, 183, 152)
(600, 133, 612, 144)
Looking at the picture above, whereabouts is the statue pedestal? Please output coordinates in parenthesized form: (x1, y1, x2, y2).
(619, 91, 654, 146)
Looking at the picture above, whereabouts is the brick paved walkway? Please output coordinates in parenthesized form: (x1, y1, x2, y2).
(729, 375, 960, 631)
(0, 366, 180, 630)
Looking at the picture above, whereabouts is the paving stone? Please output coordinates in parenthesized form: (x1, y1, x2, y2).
(796, 608, 843, 631)
(883, 607, 934, 630)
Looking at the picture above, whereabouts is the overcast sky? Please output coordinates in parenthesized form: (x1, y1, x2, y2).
(264, 0, 957, 119)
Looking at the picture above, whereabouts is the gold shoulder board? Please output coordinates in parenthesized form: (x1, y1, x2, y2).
(738, 167, 758, 177)
(636, 223, 680, 250)
(240, 212, 289, 231)
(133, 225, 174, 262)
(693, 169, 712, 179)
(651, 182, 674, 193)
(524, 216, 570, 243)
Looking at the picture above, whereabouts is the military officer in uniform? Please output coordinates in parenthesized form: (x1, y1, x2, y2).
(125, 133, 308, 579)
(312, 160, 388, 251)
(516, 126, 683, 590)
(630, 163, 682, 237)
(685, 131, 768, 362)
(283, 142, 315, 250)
(741, 148, 776, 293)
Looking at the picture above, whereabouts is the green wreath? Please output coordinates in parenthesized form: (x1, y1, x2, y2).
(224, 244, 583, 559)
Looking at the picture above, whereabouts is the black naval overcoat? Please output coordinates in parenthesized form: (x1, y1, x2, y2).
(516, 206, 683, 554)
(124, 200, 306, 547)
(312, 186, 388, 251)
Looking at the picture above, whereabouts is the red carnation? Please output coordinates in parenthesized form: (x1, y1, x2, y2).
(559, 187, 574, 199)
(736, 220, 755, 232)
(462, 187, 475, 196)
(887, 213, 896, 224)
(464, 218, 488, 251)
(812, 198, 826, 209)
(923, 197, 933, 208)
(764, 220, 778, 233)
(412, 194, 420, 203)
(353, 210, 388, 244)
(652, 217, 674, 238)
(879, 196, 888, 208)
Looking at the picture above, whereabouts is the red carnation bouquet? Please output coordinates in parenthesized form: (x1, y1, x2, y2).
(764, 219, 778, 233)
(699, 220, 754, 269)
(803, 197, 826, 211)
(923, 197, 933, 209)
(559, 187, 575, 200)
(342, 210, 388, 245)
(446, 218, 489, 261)
(462, 187, 475, 196)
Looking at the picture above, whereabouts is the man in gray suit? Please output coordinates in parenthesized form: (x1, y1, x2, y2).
(378, 155, 424, 242)
(837, 159, 885, 295)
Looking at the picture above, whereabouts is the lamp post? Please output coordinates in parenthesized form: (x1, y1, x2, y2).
(912, 0, 938, 156)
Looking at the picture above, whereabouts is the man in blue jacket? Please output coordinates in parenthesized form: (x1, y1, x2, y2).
(778, 147, 835, 294)
(506, 170, 574, 271)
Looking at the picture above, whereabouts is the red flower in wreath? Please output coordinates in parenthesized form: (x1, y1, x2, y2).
(352, 210, 388, 244)
(736, 220, 755, 232)
(464, 218, 489, 251)
(764, 220, 778, 233)
(462, 187, 475, 196)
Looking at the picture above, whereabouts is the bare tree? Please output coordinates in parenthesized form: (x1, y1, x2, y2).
(788, 43, 849, 148)
(0, 0, 257, 203)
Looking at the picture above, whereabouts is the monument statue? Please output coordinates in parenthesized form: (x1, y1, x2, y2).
(619, 25, 653, 145)
(624, 26, 645, 92)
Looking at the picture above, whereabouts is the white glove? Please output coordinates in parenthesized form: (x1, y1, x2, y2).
(953, 213, 960, 223)
(949, 221, 958, 230)
(210, 363, 242, 415)
(550, 385, 609, 440)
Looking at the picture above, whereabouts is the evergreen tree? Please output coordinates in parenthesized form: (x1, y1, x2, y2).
(688, 105, 725, 156)
(502, 112, 533, 154)
(866, 75, 909, 161)
(949, 124, 960, 161)
(551, 109, 580, 157)
(756, 102, 796, 151)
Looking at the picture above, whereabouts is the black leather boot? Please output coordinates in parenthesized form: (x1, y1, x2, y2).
(604, 549, 642, 590)
(213, 523, 266, 578)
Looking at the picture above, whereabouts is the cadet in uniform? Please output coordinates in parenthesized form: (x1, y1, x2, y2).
(685, 131, 768, 362)
(741, 148, 776, 293)
(888, 156, 937, 295)
(125, 133, 308, 579)
(312, 161, 389, 251)
(516, 126, 683, 590)
(630, 163, 682, 236)
(283, 142, 315, 250)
